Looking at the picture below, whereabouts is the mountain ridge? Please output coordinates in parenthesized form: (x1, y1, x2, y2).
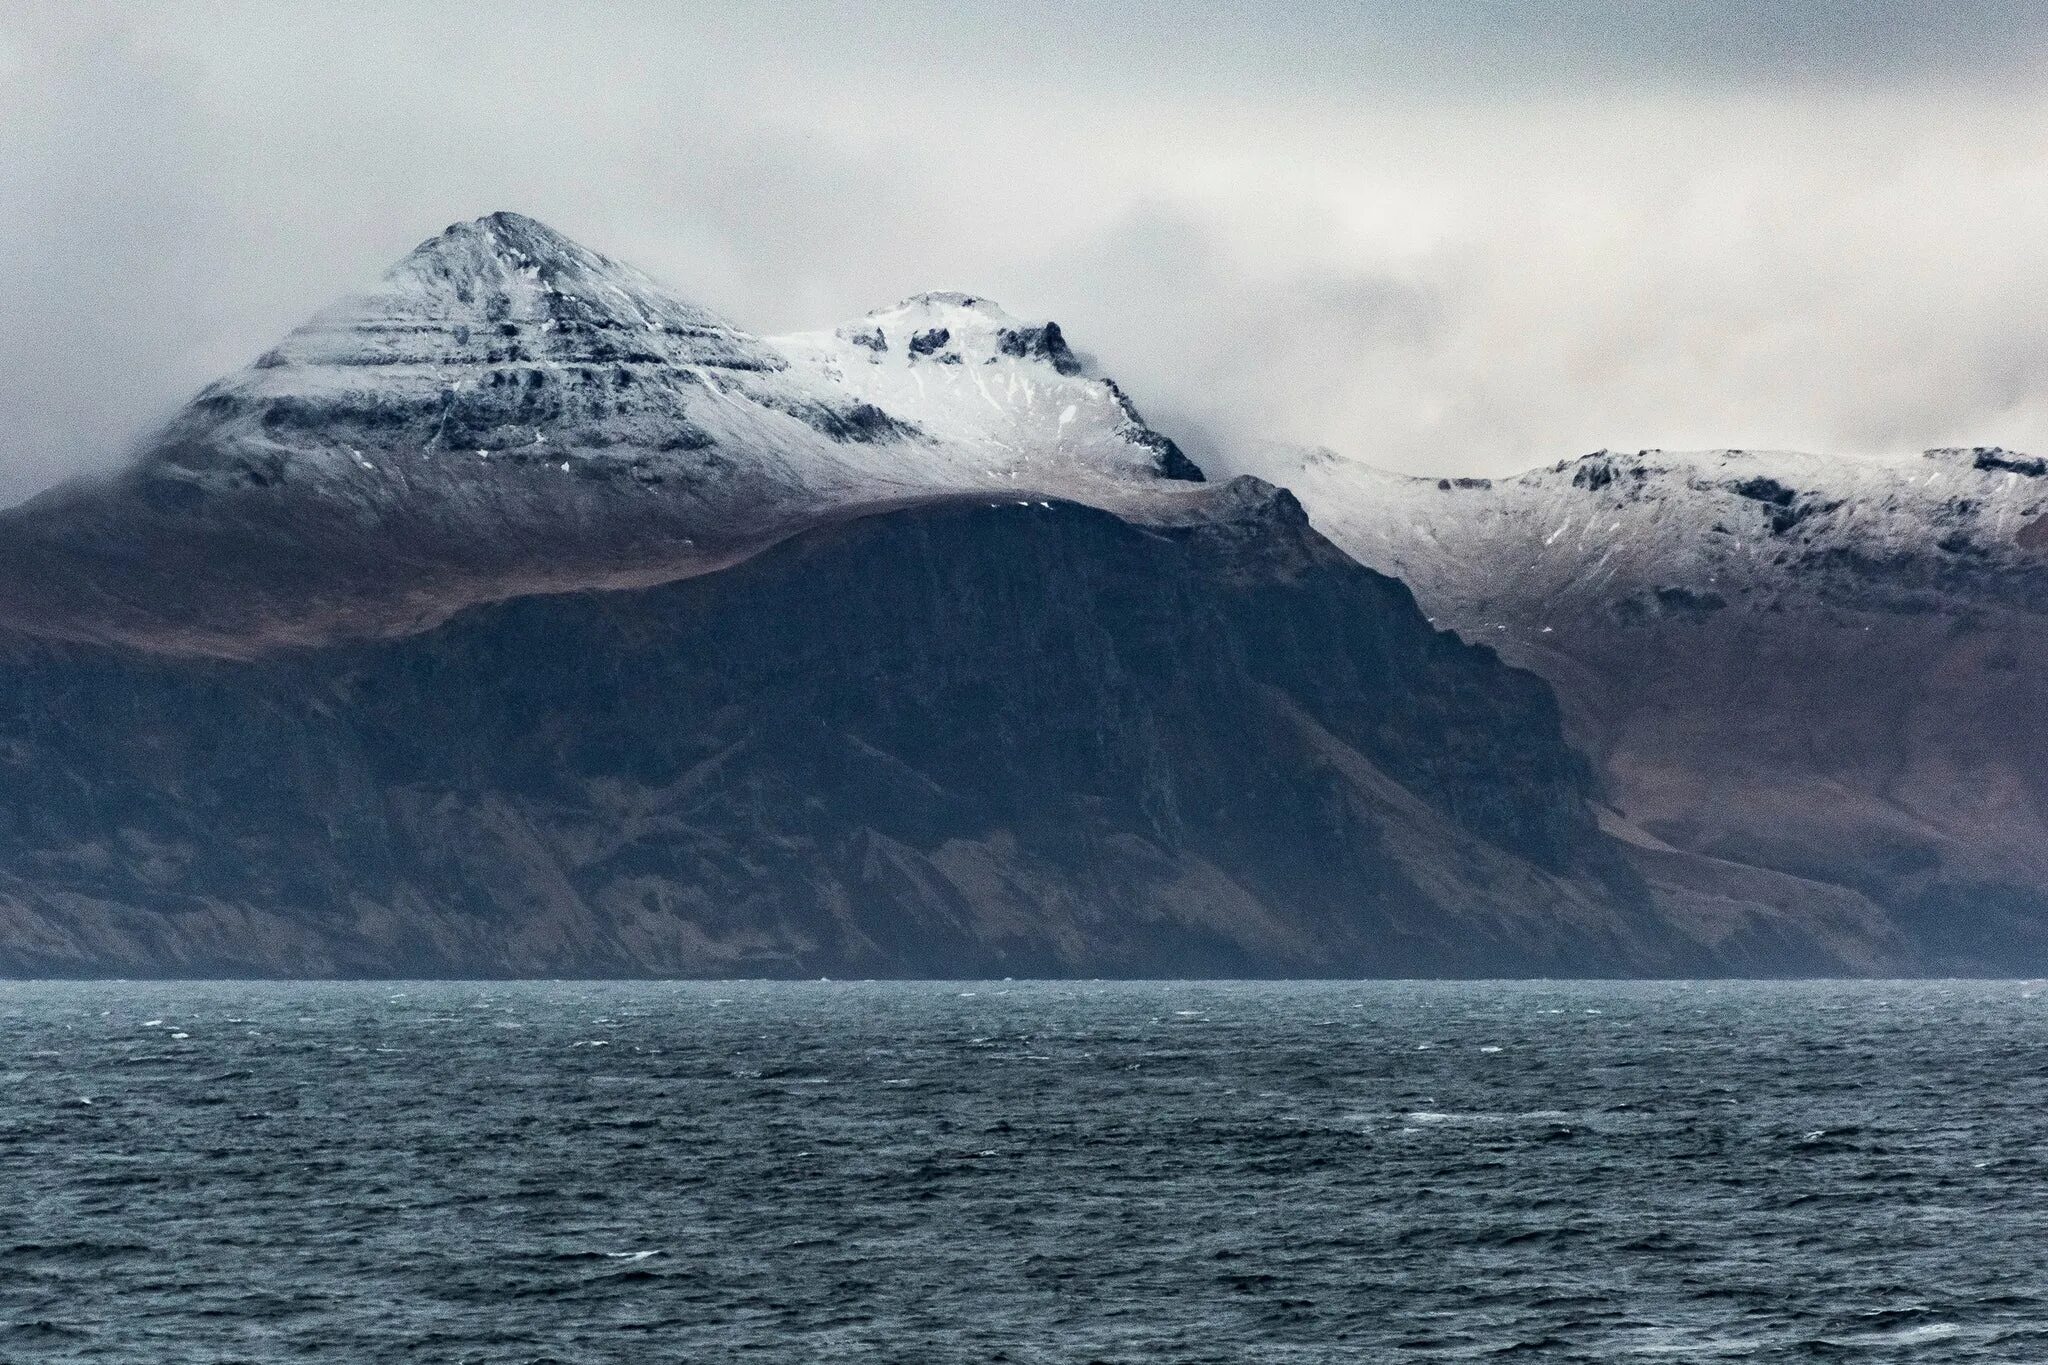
(0, 213, 1208, 656)
(1227, 440, 2048, 971)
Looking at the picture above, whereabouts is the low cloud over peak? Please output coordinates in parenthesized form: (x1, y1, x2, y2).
(6, 1, 2048, 502)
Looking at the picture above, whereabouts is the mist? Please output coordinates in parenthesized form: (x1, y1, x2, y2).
(6, 0, 2048, 503)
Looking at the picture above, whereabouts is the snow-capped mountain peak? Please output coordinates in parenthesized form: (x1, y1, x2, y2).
(259, 211, 780, 374)
(828, 291, 1083, 376)
(776, 294, 1199, 483)
(173, 213, 1200, 501)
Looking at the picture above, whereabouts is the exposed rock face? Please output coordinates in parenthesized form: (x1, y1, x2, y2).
(1233, 443, 2048, 973)
(773, 291, 1205, 482)
(0, 487, 1806, 979)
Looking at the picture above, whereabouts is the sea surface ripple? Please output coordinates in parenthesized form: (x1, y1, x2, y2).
(4, 979, 2045, 1362)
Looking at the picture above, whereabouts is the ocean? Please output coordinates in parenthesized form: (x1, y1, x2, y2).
(5, 979, 2044, 1362)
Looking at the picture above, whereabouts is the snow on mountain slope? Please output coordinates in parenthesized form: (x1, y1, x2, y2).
(1242, 443, 2048, 639)
(774, 292, 1201, 487)
(143, 215, 1197, 517)
(0, 214, 1220, 652)
(266, 208, 786, 373)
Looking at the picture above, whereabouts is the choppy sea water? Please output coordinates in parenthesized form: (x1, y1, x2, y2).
(4, 980, 2046, 1363)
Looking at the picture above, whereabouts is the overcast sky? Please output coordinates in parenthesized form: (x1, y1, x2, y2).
(6, 1, 2048, 502)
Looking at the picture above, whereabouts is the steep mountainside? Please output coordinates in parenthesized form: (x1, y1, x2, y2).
(0, 214, 1916, 976)
(1236, 443, 2048, 971)
(0, 487, 1742, 978)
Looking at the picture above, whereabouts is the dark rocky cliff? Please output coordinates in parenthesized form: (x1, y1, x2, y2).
(1256, 444, 2048, 975)
(0, 488, 1863, 979)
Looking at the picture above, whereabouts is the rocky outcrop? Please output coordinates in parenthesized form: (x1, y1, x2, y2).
(0, 486, 1834, 979)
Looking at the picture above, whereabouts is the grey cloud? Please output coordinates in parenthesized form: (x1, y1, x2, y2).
(6, 0, 2048, 503)
(1028, 204, 1453, 473)
(0, 12, 243, 499)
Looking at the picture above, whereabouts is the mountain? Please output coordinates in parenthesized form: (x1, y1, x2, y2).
(1234, 442, 2048, 972)
(0, 214, 1905, 977)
